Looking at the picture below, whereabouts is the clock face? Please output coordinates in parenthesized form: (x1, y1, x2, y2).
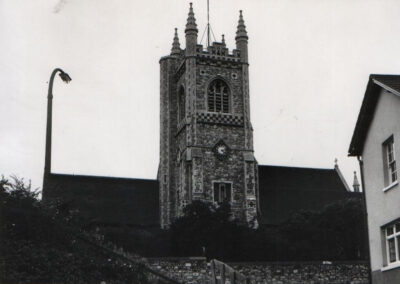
(213, 140, 230, 160)
(217, 145, 227, 155)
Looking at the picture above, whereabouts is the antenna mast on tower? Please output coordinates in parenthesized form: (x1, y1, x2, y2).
(207, 0, 210, 47)
(200, 0, 216, 47)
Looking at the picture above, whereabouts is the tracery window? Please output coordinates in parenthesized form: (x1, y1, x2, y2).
(207, 79, 230, 113)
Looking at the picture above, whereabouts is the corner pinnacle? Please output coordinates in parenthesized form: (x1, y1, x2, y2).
(185, 2, 198, 34)
(236, 10, 248, 41)
(171, 28, 181, 55)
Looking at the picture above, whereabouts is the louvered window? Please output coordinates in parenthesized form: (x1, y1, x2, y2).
(207, 80, 230, 113)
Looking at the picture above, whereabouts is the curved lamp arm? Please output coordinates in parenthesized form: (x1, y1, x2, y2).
(44, 68, 72, 176)
(48, 68, 72, 98)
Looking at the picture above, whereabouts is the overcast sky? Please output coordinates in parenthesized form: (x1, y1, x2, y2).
(1, 0, 400, 191)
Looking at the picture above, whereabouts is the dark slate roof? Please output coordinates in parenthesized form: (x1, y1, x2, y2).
(258, 165, 359, 225)
(44, 173, 159, 227)
(348, 74, 400, 156)
(374, 76, 400, 94)
(44, 165, 359, 228)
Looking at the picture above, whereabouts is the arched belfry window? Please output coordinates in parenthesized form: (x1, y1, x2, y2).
(207, 79, 230, 113)
(178, 86, 185, 122)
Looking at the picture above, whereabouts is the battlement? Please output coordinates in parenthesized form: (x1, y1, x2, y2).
(195, 42, 241, 62)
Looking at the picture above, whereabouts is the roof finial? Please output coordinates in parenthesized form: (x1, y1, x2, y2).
(185, 2, 198, 34)
(236, 10, 248, 41)
(334, 158, 338, 168)
(222, 34, 225, 44)
(353, 171, 361, 192)
(171, 28, 181, 56)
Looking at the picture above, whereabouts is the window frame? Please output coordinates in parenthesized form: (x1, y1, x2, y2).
(212, 181, 233, 204)
(207, 79, 231, 114)
(382, 221, 400, 269)
(382, 135, 398, 191)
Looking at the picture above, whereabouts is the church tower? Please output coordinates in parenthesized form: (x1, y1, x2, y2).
(158, 3, 258, 228)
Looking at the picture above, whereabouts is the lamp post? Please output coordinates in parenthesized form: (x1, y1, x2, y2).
(44, 68, 71, 178)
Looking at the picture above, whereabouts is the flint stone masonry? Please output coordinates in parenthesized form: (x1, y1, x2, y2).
(196, 112, 244, 127)
(195, 64, 243, 112)
(147, 258, 369, 284)
(158, 5, 257, 228)
(231, 261, 370, 284)
(148, 257, 210, 284)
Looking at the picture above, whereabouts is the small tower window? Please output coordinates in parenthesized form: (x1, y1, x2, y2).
(213, 182, 232, 204)
(178, 86, 185, 122)
(207, 79, 230, 113)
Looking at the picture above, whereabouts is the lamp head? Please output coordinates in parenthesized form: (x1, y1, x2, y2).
(59, 72, 72, 83)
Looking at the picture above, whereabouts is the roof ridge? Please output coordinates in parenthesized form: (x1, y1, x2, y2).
(349, 74, 400, 156)
(49, 172, 158, 182)
(370, 74, 400, 78)
(258, 164, 334, 171)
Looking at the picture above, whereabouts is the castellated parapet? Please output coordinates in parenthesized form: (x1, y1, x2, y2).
(158, 3, 258, 228)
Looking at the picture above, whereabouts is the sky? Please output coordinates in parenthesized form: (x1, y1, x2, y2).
(1, 0, 400, 191)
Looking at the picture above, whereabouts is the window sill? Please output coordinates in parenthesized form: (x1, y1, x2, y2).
(382, 181, 399, 192)
(206, 111, 232, 115)
(381, 261, 400, 272)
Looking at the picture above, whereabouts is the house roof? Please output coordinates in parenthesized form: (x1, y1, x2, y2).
(348, 74, 400, 156)
(258, 165, 358, 225)
(45, 173, 159, 227)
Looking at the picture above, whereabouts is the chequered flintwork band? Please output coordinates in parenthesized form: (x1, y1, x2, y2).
(196, 112, 244, 126)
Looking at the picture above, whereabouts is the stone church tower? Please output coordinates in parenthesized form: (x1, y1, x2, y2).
(158, 3, 258, 228)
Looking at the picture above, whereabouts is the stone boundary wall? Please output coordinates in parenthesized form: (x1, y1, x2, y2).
(147, 258, 370, 284)
(148, 257, 210, 284)
(230, 261, 369, 284)
(79, 231, 369, 284)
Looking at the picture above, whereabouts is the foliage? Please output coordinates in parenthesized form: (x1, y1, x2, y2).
(99, 225, 171, 257)
(279, 197, 366, 260)
(168, 198, 367, 261)
(170, 201, 245, 261)
(0, 175, 150, 284)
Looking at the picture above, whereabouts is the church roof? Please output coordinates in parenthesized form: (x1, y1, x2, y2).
(348, 74, 400, 156)
(45, 165, 359, 228)
(45, 173, 159, 227)
(257, 165, 358, 225)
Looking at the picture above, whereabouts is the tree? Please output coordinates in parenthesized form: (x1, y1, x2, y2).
(169, 198, 366, 262)
(279, 197, 366, 260)
(170, 201, 246, 260)
(0, 175, 150, 283)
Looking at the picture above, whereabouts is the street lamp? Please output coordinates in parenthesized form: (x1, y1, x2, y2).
(59, 72, 72, 84)
(44, 68, 72, 178)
